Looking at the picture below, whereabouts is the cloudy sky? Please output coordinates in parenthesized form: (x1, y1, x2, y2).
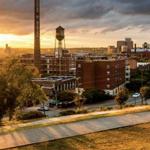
(0, 0, 150, 48)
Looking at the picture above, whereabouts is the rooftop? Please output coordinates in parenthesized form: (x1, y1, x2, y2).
(32, 76, 77, 82)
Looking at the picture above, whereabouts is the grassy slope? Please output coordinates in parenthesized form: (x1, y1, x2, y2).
(12, 123, 150, 150)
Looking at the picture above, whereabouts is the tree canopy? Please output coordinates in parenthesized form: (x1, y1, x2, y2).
(115, 88, 129, 108)
(0, 58, 47, 121)
(82, 89, 113, 104)
(140, 86, 150, 104)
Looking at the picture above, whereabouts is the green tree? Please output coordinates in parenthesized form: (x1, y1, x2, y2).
(82, 89, 112, 104)
(125, 81, 141, 92)
(115, 88, 129, 108)
(0, 76, 7, 123)
(17, 83, 48, 109)
(0, 58, 47, 121)
(140, 86, 150, 105)
(5, 85, 20, 121)
(82, 89, 101, 103)
(74, 94, 86, 111)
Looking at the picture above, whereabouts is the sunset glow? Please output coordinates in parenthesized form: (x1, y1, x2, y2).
(0, 0, 150, 48)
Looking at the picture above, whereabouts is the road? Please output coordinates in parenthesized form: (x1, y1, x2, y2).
(26, 97, 150, 118)
(0, 111, 150, 150)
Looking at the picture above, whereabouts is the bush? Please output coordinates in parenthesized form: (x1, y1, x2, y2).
(59, 110, 76, 116)
(100, 106, 113, 111)
(76, 109, 88, 114)
(15, 111, 46, 120)
(59, 109, 88, 116)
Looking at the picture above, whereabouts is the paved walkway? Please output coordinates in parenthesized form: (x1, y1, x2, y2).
(0, 111, 150, 150)
(1, 106, 148, 131)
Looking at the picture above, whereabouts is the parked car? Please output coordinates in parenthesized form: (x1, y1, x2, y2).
(132, 93, 140, 98)
(48, 99, 57, 107)
(38, 106, 49, 111)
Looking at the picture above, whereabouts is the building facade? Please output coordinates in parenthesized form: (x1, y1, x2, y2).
(20, 52, 76, 76)
(76, 59, 126, 96)
(32, 76, 78, 97)
(117, 38, 133, 53)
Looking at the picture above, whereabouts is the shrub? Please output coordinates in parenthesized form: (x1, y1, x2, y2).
(16, 111, 46, 120)
(76, 109, 88, 114)
(59, 109, 88, 116)
(59, 110, 76, 116)
(100, 106, 113, 111)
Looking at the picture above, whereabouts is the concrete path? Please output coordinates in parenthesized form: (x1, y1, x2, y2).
(1, 106, 148, 131)
(0, 111, 150, 150)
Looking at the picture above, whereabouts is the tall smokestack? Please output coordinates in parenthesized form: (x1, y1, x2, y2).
(34, 0, 41, 70)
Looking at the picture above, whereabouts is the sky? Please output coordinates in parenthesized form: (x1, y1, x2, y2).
(0, 0, 150, 48)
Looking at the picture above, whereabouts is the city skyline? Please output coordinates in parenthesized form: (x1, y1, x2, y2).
(0, 0, 150, 48)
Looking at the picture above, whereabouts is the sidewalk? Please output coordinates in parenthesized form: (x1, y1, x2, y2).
(0, 111, 150, 149)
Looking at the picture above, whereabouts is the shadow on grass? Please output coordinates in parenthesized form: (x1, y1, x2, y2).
(11, 135, 94, 150)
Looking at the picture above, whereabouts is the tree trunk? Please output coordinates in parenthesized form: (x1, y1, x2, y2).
(8, 109, 13, 121)
(141, 97, 144, 105)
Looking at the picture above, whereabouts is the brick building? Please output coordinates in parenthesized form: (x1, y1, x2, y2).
(128, 58, 138, 76)
(32, 76, 78, 97)
(131, 50, 150, 60)
(76, 59, 126, 96)
(117, 38, 133, 53)
(20, 51, 76, 76)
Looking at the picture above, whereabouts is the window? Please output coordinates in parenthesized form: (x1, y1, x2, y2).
(78, 64, 81, 68)
(107, 71, 110, 75)
(107, 65, 110, 69)
(107, 84, 110, 88)
(107, 78, 110, 81)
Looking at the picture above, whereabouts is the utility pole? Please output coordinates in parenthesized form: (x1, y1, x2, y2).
(34, 0, 41, 71)
(141, 68, 144, 87)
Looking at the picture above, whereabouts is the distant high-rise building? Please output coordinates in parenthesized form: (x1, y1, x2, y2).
(34, 0, 41, 70)
(125, 38, 133, 52)
(117, 41, 126, 53)
(143, 42, 150, 49)
(117, 38, 133, 53)
(5, 44, 11, 54)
